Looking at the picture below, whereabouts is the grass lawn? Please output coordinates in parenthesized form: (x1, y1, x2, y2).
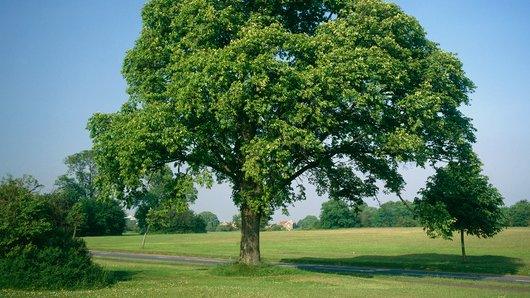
(2, 259, 529, 297)
(85, 227, 530, 275)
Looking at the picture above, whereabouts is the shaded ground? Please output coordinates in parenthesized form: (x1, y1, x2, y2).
(281, 254, 525, 275)
(91, 250, 530, 284)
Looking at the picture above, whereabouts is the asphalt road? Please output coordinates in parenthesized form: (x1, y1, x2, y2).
(91, 250, 530, 284)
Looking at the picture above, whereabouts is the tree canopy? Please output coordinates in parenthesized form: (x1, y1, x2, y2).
(89, 0, 476, 264)
(55, 150, 126, 237)
(414, 155, 505, 257)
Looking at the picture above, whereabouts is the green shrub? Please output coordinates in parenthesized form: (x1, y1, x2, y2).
(0, 240, 111, 289)
(0, 176, 113, 290)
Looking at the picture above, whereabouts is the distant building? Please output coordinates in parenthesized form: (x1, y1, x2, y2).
(219, 221, 236, 228)
(279, 219, 294, 231)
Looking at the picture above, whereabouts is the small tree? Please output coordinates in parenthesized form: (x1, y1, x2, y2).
(415, 156, 505, 259)
(320, 200, 359, 229)
(67, 202, 86, 238)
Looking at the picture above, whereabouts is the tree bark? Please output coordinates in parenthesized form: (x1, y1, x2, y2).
(239, 204, 261, 265)
(460, 229, 466, 260)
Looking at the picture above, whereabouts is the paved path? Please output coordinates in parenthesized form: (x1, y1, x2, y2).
(91, 250, 530, 284)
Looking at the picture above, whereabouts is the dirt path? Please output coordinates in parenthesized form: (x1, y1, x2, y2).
(91, 250, 530, 284)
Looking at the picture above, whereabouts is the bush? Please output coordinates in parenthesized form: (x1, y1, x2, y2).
(0, 176, 112, 290)
(0, 240, 110, 289)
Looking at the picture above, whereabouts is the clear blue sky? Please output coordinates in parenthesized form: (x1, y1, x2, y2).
(1, 1, 529, 221)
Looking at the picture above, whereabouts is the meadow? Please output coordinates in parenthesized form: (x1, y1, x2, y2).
(85, 227, 530, 275)
(3, 227, 529, 297)
(2, 259, 529, 297)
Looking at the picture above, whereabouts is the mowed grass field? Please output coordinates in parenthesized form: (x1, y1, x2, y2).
(85, 227, 530, 275)
(3, 259, 530, 298)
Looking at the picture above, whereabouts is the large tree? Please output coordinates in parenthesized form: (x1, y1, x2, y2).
(89, 0, 476, 264)
(414, 155, 505, 259)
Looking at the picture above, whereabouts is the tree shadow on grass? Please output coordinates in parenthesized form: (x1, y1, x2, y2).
(107, 269, 140, 284)
(280, 254, 525, 277)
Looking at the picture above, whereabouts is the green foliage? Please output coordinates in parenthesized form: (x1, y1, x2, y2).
(0, 176, 112, 290)
(505, 200, 530, 227)
(320, 200, 359, 229)
(308, 200, 418, 230)
(358, 205, 378, 227)
(231, 213, 270, 230)
(125, 218, 139, 233)
(56, 150, 126, 237)
(134, 167, 198, 233)
(372, 201, 417, 227)
(74, 198, 126, 236)
(198, 211, 220, 231)
(414, 156, 505, 240)
(88, 0, 478, 262)
(89, 0, 476, 223)
(296, 215, 321, 230)
(147, 208, 206, 234)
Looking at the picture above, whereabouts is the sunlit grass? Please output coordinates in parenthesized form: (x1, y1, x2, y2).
(2, 259, 529, 297)
(84, 227, 530, 275)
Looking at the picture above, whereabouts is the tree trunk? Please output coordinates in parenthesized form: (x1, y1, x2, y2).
(239, 204, 261, 265)
(72, 226, 77, 239)
(460, 229, 466, 260)
(141, 225, 150, 249)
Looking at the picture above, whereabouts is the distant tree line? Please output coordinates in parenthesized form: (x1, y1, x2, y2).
(295, 198, 530, 231)
(296, 200, 418, 230)
(503, 200, 530, 227)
